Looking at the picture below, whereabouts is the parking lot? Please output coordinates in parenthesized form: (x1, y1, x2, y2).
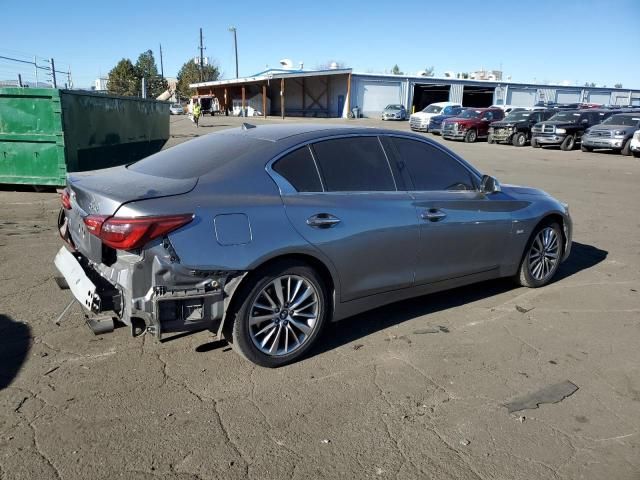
(1, 114, 639, 480)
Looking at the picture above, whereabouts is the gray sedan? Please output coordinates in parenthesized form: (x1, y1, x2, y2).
(382, 104, 407, 120)
(54, 124, 572, 367)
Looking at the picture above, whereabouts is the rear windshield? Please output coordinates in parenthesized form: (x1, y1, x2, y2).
(601, 115, 640, 126)
(128, 133, 268, 179)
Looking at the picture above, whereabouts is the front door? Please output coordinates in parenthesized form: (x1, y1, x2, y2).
(384, 136, 513, 284)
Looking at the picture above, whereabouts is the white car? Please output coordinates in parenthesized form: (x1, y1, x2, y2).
(631, 130, 640, 158)
(409, 102, 462, 132)
(169, 104, 184, 115)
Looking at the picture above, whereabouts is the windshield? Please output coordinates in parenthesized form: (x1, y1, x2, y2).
(548, 112, 581, 123)
(459, 109, 482, 119)
(422, 104, 443, 113)
(504, 111, 532, 122)
(601, 115, 640, 127)
(171, 104, 181, 108)
(385, 104, 403, 110)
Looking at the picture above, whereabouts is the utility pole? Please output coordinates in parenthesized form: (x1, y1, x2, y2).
(49, 58, 57, 88)
(17, 74, 23, 87)
(229, 26, 239, 78)
(159, 43, 164, 79)
(34, 56, 38, 87)
(199, 28, 205, 82)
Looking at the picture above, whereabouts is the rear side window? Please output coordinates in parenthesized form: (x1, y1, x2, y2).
(312, 137, 395, 192)
(390, 138, 475, 191)
(272, 146, 322, 192)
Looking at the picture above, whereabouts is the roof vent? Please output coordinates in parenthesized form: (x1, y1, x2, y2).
(241, 123, 257, 130)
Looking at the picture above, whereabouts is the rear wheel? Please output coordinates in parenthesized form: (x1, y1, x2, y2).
(621, 139, 632, 156)
(581, 144, 593, 152)
(229, 261, 329, 367)
(516, 222, 563, 288)
(464, 129, 478, 143)
(512, 132, 527, 147)
(560, 135, 575, 151)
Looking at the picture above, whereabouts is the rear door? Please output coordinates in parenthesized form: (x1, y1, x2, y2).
(273, 136, 419, 302)
(384, 136, 513, 284)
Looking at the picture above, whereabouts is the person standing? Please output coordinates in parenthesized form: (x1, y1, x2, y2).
(193, 101, 201, 128)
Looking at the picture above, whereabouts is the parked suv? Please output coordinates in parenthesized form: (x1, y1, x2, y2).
(488, 109, 556, 146)
(441, 107, 505, 143)
(631, 130, 640, 158)
(581, 113, 640, 156)
(427, 106, 466, 135)
(531, 109, 614, 150)
(410, 102, 462, 132)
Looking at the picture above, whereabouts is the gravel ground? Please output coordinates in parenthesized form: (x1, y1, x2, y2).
(0, 114, 639, 480)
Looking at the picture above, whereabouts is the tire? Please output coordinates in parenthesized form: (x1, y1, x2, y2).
(464, 129, 478, 143)
(229, 260, 329, 367)
(487, 134, 495, 144)
(531, 138, 540, 148)
(581, 145, 593, 152)
(633, 150, 640, 158)
(621, 138, 632, 156)
(512, 132, 527, 147)
(516, 222, 563, 288)
(560, 135, 575, 151)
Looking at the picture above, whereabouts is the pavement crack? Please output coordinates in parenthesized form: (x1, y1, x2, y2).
(28, 420, 63, 480)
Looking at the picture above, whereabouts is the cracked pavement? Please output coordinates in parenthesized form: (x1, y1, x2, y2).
(1, 116, 639, 479)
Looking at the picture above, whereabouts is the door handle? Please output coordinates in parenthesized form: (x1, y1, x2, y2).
(421, 209, 447, 222)
(306, 213, 341, 228)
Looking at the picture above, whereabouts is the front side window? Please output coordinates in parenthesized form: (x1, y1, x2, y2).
(312, 137, 395, 192)
(390, 138, 475, 191)
(272, 146, 322, 192)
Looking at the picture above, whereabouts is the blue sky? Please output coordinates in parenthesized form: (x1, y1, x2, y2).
(1, 0, 639, 89)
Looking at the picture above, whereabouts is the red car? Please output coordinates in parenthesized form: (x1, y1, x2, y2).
(441, 107, 505, 143)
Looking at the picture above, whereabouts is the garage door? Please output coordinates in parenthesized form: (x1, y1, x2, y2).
(506, 88, 536, 107)
(361, 81, 401, 116)
(588, 92, 611, 104)
(556, 90, 580, 103)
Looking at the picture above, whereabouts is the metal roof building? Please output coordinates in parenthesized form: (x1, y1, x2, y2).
(190, 69, 640, 119)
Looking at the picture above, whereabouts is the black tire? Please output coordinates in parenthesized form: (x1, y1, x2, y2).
(229, 260, 329, 367)
(512, 132, 527, 147)
(464, 129, 478, 143)
(560, 135, 575, 151)
(633, 150, 640, 158)
(487, 134, 495, 144)
(621, 138, 632, 156)
(581, 144, 593, 152)
(516, 222, 563, 288)
(531, 138, 540, 148)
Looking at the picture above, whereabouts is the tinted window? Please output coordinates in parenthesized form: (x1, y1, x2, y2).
(391, 138, 474, 191)
(483, 111, 494, 121)
(272, 146, 322, 192)
(312, 137, 395, 192)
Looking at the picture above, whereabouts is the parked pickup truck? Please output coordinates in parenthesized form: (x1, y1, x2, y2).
(410, 102, 462, 132)
(488, 109, 556, 146)
(531, 109, 614, 151)
(427, 106, 466, 135)
(581, 113, 640, 156)
(441, 107, 504, 143)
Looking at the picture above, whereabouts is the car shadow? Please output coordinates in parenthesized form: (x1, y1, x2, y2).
(306, 241, 608, 360)
(0, 314, 31, 390)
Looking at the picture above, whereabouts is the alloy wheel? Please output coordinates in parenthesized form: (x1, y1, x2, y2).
(528, 227, 560, 281)
(248, 275, 320, 356)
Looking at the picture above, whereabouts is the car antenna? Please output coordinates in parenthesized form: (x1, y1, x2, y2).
(242, 122, 257, 130)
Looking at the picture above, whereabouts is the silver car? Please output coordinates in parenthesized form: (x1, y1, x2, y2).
(54, 124, 572, 367)
(382, 104, 407, 120)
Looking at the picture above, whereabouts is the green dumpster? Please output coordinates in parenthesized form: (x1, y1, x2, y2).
(0, 88, 169, 186)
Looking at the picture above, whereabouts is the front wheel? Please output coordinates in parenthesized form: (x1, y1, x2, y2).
(621, 139, 632, 156)
(581, 145, 593, 152)
(516, 223, 563, 288)
(487, 134, 495, 144)
(531, 138, 541, 148)
(560, 135, 575, 151)
(464, 129, 477, 143)
(512, 132, 527, 147)
(230, 261, 329, 367)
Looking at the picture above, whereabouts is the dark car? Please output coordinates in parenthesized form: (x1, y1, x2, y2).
(53, 124, 572, 367)
(531, 109, 614, 150)
(428, 106, 466, 135)
(581, 113, 640, 155)
(488, 109, 556, 146)
(442, 107, 505, 143)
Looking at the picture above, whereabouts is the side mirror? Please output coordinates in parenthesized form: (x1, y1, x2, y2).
(481, 175, 501, 194)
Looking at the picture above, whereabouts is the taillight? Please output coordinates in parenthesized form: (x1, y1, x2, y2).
(60, 188, 72, 210)
(83, 214, 193, 250)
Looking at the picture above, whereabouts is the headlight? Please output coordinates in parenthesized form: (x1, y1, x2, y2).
(556, 128, 566, 134)
(614, 130, 625, 136)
